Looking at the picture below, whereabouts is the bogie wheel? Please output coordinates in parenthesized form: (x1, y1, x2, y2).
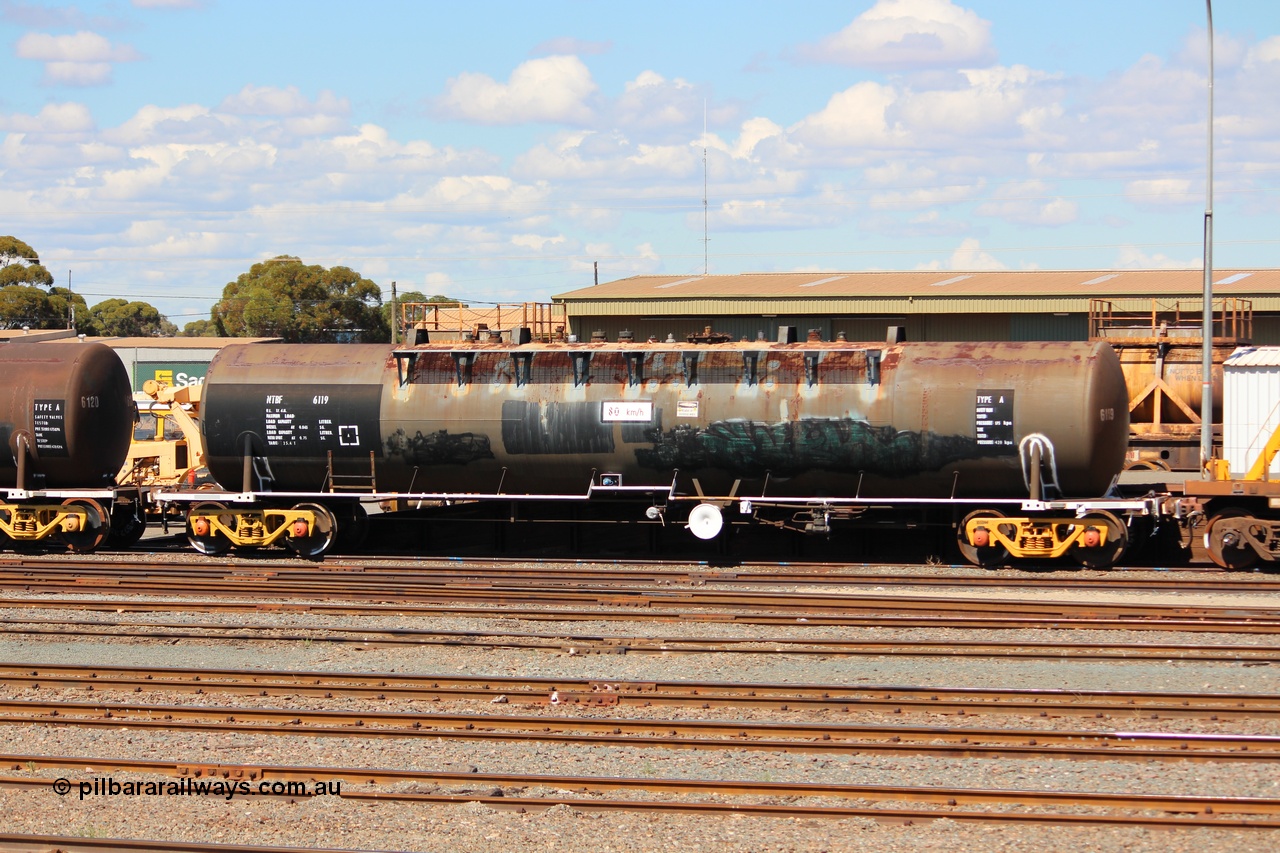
(284, 503, 337, 560)
(187, 502, 233, 556)
(1068, 510, 1129, 569)
(334, 503, 369, 553)
(957, 509, 1011, 567)
(1124, 459, 1172, 472)
(58, 498, 111, 553)
(106, 501, 148, 548)
(1205, 508, 1261, 571)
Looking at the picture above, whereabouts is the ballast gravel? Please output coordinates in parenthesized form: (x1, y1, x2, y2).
(0, 566, 1277, 851)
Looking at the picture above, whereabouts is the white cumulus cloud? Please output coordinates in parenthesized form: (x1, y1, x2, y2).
(800, 0, 995, 69)
(0, 102, 95, 133)
(219, 85, 349, 118)
(947, 237, 1006, 270)
(16, 30, 143, 86)
(434, 55, 598, 125)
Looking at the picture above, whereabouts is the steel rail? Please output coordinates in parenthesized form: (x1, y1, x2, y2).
(4, 573, 1280, 622)
(3, 663, 1278, 719)
(343, 790, 1280, 828)
(4, 557, 1278, 592)
(3, 780, 1278, 831)
(0, 832, 367, 853)
(37, 534, 1233, 571)
(4, 698, 1279, 762)
(2, 752, 1279, 817)
(4, 595, 1280, 633)
(3, 617, 1280, 662)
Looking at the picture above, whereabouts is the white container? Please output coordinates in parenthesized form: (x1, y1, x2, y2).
(1222, 346, 1280, 478)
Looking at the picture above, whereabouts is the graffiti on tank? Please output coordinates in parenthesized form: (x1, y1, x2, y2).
(385, 428, 494, 466)
(635, 418, 999, 477)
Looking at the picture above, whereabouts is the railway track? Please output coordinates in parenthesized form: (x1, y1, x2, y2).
(0, 836, 349, 853)
(3, 615, 1280, 660)
(3, 557, 1277, 847)
(4, 589, 1280, 631)
(4, 697, 1280, 762)
(3, 753, 1279, 828)
(3, 663, 1277, 720)
(4, 553, 1279, 591)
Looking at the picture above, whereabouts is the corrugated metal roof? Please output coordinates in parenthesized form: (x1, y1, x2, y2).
(78, 336, 281, 347)
(1224, 346, 1280, 368)
(554, 269, 1280, 302)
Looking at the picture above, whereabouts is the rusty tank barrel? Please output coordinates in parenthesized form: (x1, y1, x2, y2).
(0, 341, 135, 489)
(200, 340, 1129, 500)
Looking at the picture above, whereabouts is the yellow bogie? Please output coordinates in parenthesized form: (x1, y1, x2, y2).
(959, 511, 1128, 568)
(0, 500, 109, 552)
(186, 503, 337, 559)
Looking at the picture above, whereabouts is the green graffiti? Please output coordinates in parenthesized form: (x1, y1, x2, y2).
(635, 418, 991, 477)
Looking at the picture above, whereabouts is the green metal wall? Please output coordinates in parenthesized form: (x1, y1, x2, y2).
(1010, 313, 1089, 341)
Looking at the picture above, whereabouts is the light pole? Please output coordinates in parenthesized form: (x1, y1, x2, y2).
(1200, 0, 1215, 476)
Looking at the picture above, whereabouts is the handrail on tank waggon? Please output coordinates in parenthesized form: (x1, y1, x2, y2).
(398, 301, 567, 343)
(152, 481, 1158, 513)
(1088, 296, 1252, 342)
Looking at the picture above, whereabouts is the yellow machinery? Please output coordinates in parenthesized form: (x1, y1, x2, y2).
(1186, 425, 1280, 570)
(117, 380, 206, 496)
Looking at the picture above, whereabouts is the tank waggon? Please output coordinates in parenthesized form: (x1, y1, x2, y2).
(0, 341, 138, 551)
(187, 338, 1136, 564)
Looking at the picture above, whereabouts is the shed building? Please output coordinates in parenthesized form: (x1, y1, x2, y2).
(552, 269, 1280, 345)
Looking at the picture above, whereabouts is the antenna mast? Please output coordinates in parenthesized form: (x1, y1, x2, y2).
(1200, 0, 1215, 475)
(702, 100, 709, 275)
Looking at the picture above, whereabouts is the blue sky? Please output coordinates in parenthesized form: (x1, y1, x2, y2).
(1, 0, 1277, 328)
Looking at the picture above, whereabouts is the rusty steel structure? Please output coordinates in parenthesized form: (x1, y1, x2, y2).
(1089, 296, 1252, 471)
(155, 334, 1164, 565)
(0, 341, 143, 552)
(199, 338, 1129, 499)
(398, 301, 567, 343)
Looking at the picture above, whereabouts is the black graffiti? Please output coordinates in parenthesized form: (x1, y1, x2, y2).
(635, 418, 990, 477)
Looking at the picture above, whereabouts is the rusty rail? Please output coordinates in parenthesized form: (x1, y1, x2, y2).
(4, 753, 1280, 820)
(3, 698, 1279, 762)
(3, 664, 1279, 719)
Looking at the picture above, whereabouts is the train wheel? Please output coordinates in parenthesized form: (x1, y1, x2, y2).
(957, 510, 1010, 567)
(334, 504, 369, 553)
(1124, 459, 1172, 472)
(1205, 509, 1261, 571)
(58, 498, 111, 553)
(187, 502, 232, 556)
(1068, 511, 1129, 569)
(284, 503, 337, 560)
(106, 502, 148, 548)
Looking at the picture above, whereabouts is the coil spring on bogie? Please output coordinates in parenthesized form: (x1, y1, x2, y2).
(236, 516, 266, 542)
(1019, 536, 1053, 551)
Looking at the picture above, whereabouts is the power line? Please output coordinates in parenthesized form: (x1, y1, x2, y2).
(36, 237, 1280, 272)
(5, 170, 1277, 219)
